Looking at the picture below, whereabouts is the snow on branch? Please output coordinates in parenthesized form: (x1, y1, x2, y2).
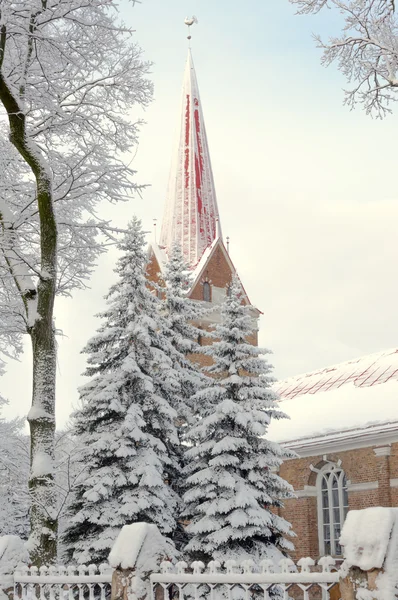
(290, 0, 398, 117)
(0, 0, 153, 361)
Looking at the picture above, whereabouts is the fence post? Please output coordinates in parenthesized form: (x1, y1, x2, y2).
(109, 523, 173, 600)
(339, 507, 398, 600)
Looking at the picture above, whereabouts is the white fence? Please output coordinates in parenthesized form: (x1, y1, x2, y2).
(150, 557, 340, 600)
(7, 556, 342, 600)
(14, 564, 113, 600)
(7, 557, 342, 600)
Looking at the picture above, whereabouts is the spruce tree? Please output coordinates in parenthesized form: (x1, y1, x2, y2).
(63, 217, 180, 564)
(183, 277, 295, 563)
(162, 243, 207, 429)
(160, 243, 207, 548)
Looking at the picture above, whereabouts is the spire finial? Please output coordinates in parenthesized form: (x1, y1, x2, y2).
(184, 16, 198, 46)
(153, 218, 157, 243)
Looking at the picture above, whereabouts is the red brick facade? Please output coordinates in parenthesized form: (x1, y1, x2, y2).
(278, 441, 398, 559)
(147, 240, 259, 359)
(189, 244, 233, 301)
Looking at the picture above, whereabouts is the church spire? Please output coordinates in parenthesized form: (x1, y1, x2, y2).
(159, 49, 221, 267)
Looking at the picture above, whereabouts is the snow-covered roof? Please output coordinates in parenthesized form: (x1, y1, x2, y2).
(275, 348, 398, 400)
(149, 237, 259, 311)
(190, 234, 220, 283)
(268, 350, 398, 450)
(159, 49, 220, 267)
(148, 240, 168, 275)
(277, 419, 398, 456)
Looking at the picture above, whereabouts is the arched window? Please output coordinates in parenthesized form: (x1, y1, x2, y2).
(226, 285, 232, 297)
(203, 282, 211, 302)
(317, 463, 349, 556)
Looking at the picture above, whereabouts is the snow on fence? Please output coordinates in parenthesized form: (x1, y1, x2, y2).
(13, 564, 113, 600)
(150, 557, 340, 600)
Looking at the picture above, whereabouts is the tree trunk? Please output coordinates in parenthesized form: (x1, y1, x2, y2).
(28, 277, 57, 565)
(1, 40, 58, 565)
(26, 169, 58, 566)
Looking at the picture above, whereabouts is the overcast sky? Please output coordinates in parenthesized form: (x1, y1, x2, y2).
(2, 0, 398, 429)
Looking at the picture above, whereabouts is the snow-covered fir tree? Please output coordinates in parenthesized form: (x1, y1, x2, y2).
(63, 217, 181, 564)
(160, 243, 208, 548)
(183, 277, 295, 563)
(162, 242, 207, 429)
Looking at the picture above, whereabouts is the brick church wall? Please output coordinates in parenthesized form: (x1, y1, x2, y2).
(147, 242, 259, 371)
(190, 245, 233, 300)
(278, 441, 398, 559)
(146, 252, 162, 286)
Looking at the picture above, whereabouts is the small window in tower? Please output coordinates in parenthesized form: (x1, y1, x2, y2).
(226, 285, 232, 297)
(203, 282, 211, 302)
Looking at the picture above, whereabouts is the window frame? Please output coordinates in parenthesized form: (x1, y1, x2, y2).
(316, 462, 349, 556)
(203, 281, 211, 302)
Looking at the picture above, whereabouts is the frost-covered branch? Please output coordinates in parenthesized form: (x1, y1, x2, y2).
(292, 0, 394, 15)
(0, 0, 152, 564)
(290, 0, 398, 117)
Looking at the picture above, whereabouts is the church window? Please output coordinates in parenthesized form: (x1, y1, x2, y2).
(317, 463, 349, 556)
(203, 282, 211, 302)
(226, 285, 232, 297)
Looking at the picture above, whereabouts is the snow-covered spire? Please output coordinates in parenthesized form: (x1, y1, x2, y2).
(160, 49, 221, 267)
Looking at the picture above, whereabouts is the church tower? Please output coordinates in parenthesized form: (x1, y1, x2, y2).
(148, 49, 259, 344)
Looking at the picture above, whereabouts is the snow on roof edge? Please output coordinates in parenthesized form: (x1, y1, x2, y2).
(279, 418, 398, 447)
(148, 240, 168, 275)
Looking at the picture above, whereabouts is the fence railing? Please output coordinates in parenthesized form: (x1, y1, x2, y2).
(14, 564, 113, 600)
(150, 557, 340, 600)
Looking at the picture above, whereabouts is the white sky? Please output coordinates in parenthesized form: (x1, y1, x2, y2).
(2, 0, 398, 429)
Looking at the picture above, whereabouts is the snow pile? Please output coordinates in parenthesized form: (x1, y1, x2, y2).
(109, 522, 174, 571)
(340, 507, 398, 600)
(109, 523, 175, 600)
(0, 535, 29, 575)
(340, 508, 394, 570)
(109, 523, 149, 570)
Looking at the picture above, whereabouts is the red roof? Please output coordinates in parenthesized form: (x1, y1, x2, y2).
(275, 348, 398, 400)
